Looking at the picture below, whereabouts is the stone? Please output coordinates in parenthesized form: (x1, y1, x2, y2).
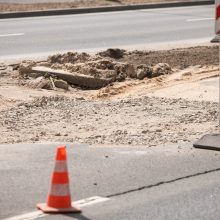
(28, 76, 52, 90)
(19, 61, 36, 75)
(124, 63, 136, 78)
(54, 80, 69, 90)
(152, 63, 171, 78)
(136, 65, 152, 80)
(137, 69, 147, 80)
(0, 63, 7, 70)
(114, 63, 136, 81)
(99, 48, 125, 59)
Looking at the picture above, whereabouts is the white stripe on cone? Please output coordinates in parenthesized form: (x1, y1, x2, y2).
(49, 184, 71, 196)
(54, 160, 68, 173)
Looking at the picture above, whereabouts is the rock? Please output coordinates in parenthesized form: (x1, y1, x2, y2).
(19, 60, 36, 75)
(137, 69, 146, 80)
(114, 63, 136, 81)
(54, 133, 61, 136)
(54, 80, 69, 90)
(28, 76, 52, 90)
(152, 63, 171, 78)
(99, 48, 125, 59)
(124, 63, 136, 78)
(0, 63, 7, 70)
(136, 65, 152, 80)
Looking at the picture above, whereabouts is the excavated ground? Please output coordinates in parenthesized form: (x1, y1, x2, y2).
(0, 46, 219, 146)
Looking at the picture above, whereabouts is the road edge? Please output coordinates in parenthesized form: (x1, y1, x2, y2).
(0, 0, 214, 19)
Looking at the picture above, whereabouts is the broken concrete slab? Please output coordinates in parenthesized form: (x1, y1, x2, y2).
(32, 66, 112, 89)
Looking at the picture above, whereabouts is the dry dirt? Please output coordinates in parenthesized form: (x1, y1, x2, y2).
(0, 46, 219, 146)
(0, 0, 190, 12)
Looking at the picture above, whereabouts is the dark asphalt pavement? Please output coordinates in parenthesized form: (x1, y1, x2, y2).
(1, 142, 220, 219)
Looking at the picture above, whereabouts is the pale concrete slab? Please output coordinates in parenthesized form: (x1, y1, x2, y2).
(148, 77, 219, 102)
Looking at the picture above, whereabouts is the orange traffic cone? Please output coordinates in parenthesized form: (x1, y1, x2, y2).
(37, 146, 81, 213)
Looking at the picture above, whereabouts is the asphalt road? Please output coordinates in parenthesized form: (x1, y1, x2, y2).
(1, 142, 220, 220)
(0, 5, 214, 60)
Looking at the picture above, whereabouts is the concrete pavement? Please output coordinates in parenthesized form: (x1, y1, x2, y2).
(149, 76, 219, 102)
(1, 142, 220, 219)
(0, 5, 214, 61)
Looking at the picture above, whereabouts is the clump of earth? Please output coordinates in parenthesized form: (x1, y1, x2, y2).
(18, 48, 173, 90)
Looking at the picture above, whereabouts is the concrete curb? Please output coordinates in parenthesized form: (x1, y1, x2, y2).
(0, 0, 214, 19)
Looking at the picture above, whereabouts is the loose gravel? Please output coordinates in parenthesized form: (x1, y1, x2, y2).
(0, 95, 218, 146)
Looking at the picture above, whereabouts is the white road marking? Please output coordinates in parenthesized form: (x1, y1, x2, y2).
(187, 17, 214, 22)
(0, 33, 24, 37)
(2, 196, 110, 220)
(75, 196, 110, 207)
(2, 211, 46, 220)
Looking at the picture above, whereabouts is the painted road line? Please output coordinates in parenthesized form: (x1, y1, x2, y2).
(0, 33, 24, 37)
(187, 17, 214, 22)
(1, 211, 46, 220)
(2, 196, 110, 220)
(75, 196, 110, 207)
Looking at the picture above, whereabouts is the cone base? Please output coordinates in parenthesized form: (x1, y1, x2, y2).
(37, 203, 81, 213)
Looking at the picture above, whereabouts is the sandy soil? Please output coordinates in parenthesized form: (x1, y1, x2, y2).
(0, 0, 190, 12)
(0, 46, 219, 146)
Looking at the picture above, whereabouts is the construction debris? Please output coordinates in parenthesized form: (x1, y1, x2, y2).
(18, 50, 173, 90)
(0, 46, 219, 145)
(152, 63, 172, 78)
(28, 76, 53, 90)
(31, 66, 112, 89)
(98, 48, 125, 59)
(136, 65, 153, 79)
(54, 80, 69, 90)
(0, 63, 7, 71)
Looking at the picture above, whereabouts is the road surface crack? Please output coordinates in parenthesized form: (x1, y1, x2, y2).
(107, 167, 220, 198)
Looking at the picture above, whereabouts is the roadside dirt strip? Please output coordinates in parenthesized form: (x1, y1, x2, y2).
(0, 0, 206, 12)
(0, 46, 219, 146)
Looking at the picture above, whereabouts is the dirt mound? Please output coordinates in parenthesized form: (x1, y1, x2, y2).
(48, 52, 92, 64)
(18, 50, 172, 90)
(121, 46, 219, 69)
(15, 46, 218, 97)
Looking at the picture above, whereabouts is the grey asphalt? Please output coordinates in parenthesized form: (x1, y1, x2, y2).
(1, 142, 220, 219)
(0, 5, 214, 61)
